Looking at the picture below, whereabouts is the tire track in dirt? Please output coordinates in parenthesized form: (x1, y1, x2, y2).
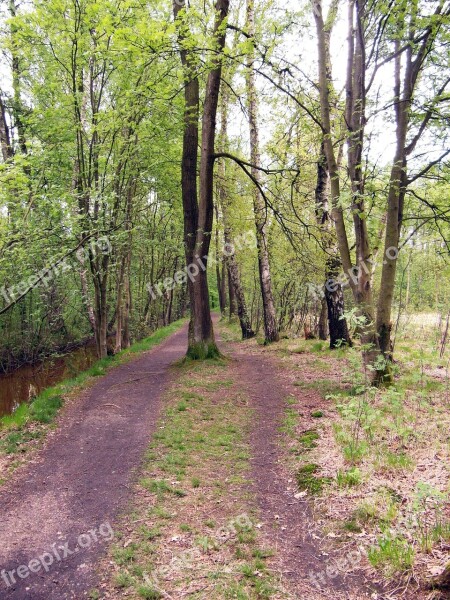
(229, 340, 378, 599)
(0, 323, 189, 600)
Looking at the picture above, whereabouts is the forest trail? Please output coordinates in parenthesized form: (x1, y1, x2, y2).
(227, 339, 377, 600)
(0, 323, 190, 599)
(1, 319, 383, 599)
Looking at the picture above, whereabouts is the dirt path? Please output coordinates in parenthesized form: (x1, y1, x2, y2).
(0, 320, 383, 600)
(229, 339, 378, 599)
(0, 323, 189, 600)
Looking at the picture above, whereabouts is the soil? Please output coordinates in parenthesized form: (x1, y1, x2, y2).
(0, 319, 404, 599)
(0, 324, 189, 599)
(229, 339, 379, 599)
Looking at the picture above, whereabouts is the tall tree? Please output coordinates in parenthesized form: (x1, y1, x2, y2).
(315, 143, 352, 348)
(313, 0, 450, 380)
(375, 0, 450, 357)
(173, 0, 230, 358)
(246, 0, 279, 343)
(313, 0, 383, 381)
(218, 92, 255, 339)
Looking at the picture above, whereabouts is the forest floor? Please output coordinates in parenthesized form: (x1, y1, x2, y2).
(0, 315, 448, 600)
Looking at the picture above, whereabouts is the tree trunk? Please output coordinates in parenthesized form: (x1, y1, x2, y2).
(374, 7, 436, 357)
(246, 0, 279, 344)
(325, 256, 352, 348)
(93, 263, 109, 359)
(215, 204, 227, 314)
(313, 0, 383, 382)
(217, 89, 254, 339)
(174, 0, 229, 359)
(228, 267, 237, 319)
(0, 94, 13, 162)
(122, 254, 131, 349)
(115, 179, 134, 353)
(9, 0, 27, 157)
(315, 142, 352, 348)
(115, 255, 126, 353)
(79, 267, 96, 332)
(318, 297, 328, 341)
(222, 220, 254, 339)
(376, 119, 408, 357)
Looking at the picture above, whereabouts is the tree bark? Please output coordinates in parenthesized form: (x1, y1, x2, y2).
(0, 94, 13, 162)
(217, 90, 254, 338)
(115, 179, 134, 353)
(79, 267, 96, 332)
(214, 204, 227, 313)
(324, 256, 352, 348)
(246, 0, 279, 344)
(313, 0, 384, 382)
(315, 142, 352, 348)
(91, 258, 109, 359)
(9, 0, 27, 157)
(174, 0, 229, 358)
(228, 267, 237, 319)
(318, 297, 328, 341)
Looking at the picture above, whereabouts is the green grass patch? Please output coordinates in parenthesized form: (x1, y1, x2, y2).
(368, 534, 414, 575)
(296, 464, 332, 495)
(336, 467, 362, 488)
(311, 342, 325, 352)
(0, 429, 42, 454)
(113, 570, 134, 589)
(343, 518, 363, 533)
(281, 407, 298, 436)
(298, 429, 320, 450)
(137, 585, 163, 599)
(295, 379, 337, 396)
(382, 451, 413, 470)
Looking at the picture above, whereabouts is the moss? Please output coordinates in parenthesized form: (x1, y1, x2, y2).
(185, 341, 222, 360)
(296, 464, 331, 495)
(298, 429, 320, 449)
(311, 410, 324, 418)
(343, 519, 363, 533)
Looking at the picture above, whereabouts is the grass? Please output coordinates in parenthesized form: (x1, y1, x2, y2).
(100, 325, 280, 599)
(0, 320, 186, 486)
(296, 464, 332, 495)
(343, 518, 362, 533)
(336, 467, 362, 488)
(270, 316, 450, 591)
(137, 586, 163, 599)
(368, 534, 415, 575)
(294, 379, 337, 396)
(298, 429, 320, 450)
(280, 406, 298, 436)
(381, 450, 414, 470)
